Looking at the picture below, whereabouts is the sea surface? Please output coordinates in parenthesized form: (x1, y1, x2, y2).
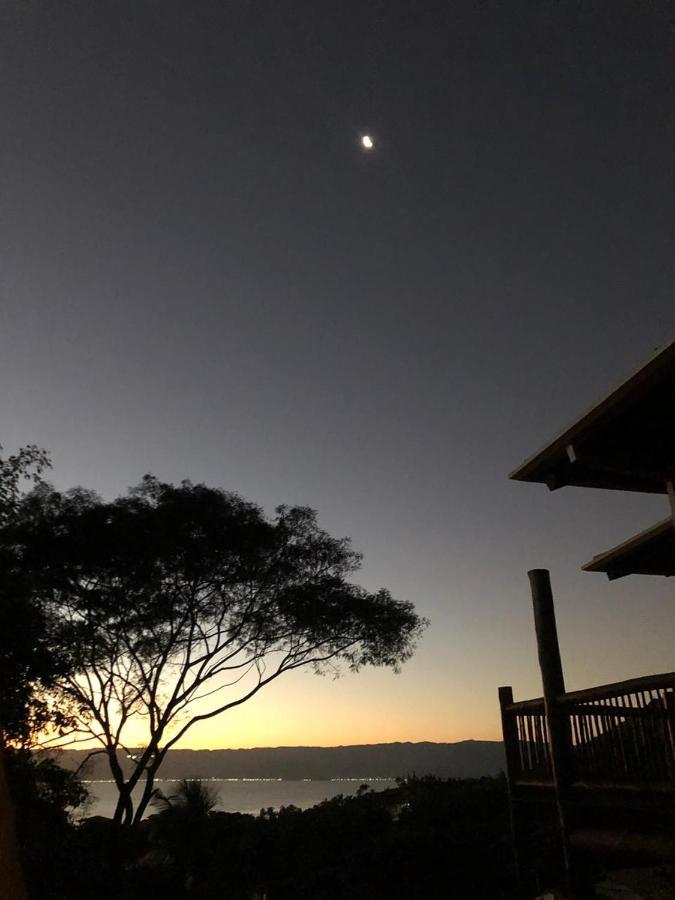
(81, 778, 398, 819)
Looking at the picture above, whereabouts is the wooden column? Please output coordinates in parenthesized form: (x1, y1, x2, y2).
(499, 685, 524, 898)
(529, 569, 579, 900)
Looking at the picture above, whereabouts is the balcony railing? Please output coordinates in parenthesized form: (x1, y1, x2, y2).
(501, 671, 675, 789)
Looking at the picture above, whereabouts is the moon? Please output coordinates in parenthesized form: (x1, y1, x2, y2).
(361, 134, 374, 150)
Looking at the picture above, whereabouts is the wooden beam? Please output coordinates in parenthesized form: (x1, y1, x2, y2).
(504, 697, 546, 714)
(559, 671, 675, 705)
(498, 686, 524, 898)
(509, 339, 675, 487)
(582, 518, 675, 580)
(563, 447, 672, 485)
(563, 702, 668, 719)
(529, 569, 580, 899)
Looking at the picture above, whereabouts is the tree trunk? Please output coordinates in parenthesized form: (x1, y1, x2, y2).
(133, 769, 157, 825)
(112, 784, 134, 826)
(107, 748, 133, 825)
(133, 748, 168, 824)
(107, 746, 163, 825)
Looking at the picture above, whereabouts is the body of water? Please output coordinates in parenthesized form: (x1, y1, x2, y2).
(81, 778, 398, 819)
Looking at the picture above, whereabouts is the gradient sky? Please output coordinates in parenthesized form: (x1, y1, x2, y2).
(2, 1, 674, 749)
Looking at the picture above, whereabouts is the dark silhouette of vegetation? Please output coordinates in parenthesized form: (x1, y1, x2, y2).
(1, 474, 426, 824)
(0, 445, 51, 525)
(15, 768, 673, 899)
(4, 748, 89, 899)
(0, 445, 71, 743)
(11, 775, 518, 899)
(0, 445, 86, 900)
(152, 778, 219, 817)
(0, 455, 521, 897)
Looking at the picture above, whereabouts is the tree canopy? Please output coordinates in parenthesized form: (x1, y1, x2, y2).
(1, 476, 426, 823)
(0, 445, 67, 743)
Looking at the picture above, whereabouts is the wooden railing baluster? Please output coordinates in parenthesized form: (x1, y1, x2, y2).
(502, 675, 675, 787)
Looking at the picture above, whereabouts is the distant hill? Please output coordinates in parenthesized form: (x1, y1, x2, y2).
(57, 741, 505, 781)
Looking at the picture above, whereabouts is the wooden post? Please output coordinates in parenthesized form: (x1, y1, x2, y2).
(499, 686, 524, 898)
(529, 569, 580, 900)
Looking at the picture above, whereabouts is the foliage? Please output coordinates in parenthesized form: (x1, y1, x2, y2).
(0, 445, 70, 743)
(0, 444, 51, 527)
(5, 747, 89, 899)
(0, 446, 91, 900)
(115, 776, 516, 900)
(148, 780, 221, 891)
(13, 769, 663, 899)
(6, 749, 88, 819)
(241, 776, 515, 899)
(151, 778, 219, 817)
(2, 475, 427, 823)
(27, 776, 514, 900)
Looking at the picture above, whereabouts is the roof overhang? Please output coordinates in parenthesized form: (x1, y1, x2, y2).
(510, 340, 675, 493)
(582, 518, 675, 580)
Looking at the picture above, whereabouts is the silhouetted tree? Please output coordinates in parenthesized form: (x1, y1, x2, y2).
(0, 445, 63, 743)
(0, 446, 59, 900)
(2, 476, 427, 824)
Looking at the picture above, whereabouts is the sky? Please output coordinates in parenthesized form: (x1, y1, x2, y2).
(1, 0, 674, 749)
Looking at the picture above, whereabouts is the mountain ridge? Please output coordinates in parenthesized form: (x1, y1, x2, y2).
(58, 740, 505, 781)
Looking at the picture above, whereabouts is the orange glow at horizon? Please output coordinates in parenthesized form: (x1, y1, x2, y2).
(168, 666, 504, 750)
(41, 664, 504, 753)
(38, 581, 675, 755)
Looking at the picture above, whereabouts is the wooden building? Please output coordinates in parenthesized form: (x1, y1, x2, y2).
(499, 340, 675, 899)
